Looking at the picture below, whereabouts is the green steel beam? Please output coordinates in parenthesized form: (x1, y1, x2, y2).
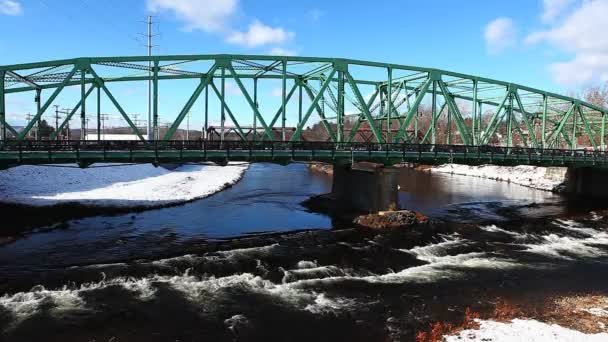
(210, 82, 247, 141)
(16, 66, 78, 140)
(300, 81, 337, 142)
(270, 82, 298, 128)
(226, 64, 274, 140)
(346, 88, 380, 143)
(393, 77, 433, 142)
(50, 85, 95, 140)
(163, 65, 217, 141)
(438, 80, 470, 145)
(345, 72, 384, 143)
(291, 68, 337, 142)
(0, 70, 4, 142)
(89, 68, 145, 141)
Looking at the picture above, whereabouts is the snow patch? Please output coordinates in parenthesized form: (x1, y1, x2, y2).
(445, 319, 608, 341)
(0, 163, 247, 208)
(584, 307, 608, 317)
(431, 164, 564, 191)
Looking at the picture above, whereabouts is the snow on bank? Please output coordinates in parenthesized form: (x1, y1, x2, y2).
(445, 319, 608, 341)
(0, 163, 248, 208)
(430, 164, 566, 191)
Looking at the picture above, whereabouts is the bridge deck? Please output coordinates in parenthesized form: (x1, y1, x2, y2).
(0, 141, 606, 168)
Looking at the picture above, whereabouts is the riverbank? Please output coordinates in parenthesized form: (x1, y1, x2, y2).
(308, 162, 567, 192)
(0, 162, 248, 208)
(430, 164, 567, 192)
(437, 292, 608, 341)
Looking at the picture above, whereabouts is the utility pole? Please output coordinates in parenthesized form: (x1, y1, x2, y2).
(142, 15, 158, 141)
(53, 105, 61, 140)
(100, 114, 109, 140)
(25, 113, 34, 139)
(186, 111, 190, 141)
(147, 15, 152, 141)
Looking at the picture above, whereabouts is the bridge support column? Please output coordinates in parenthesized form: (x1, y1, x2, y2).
(564, 167, 608, 198)
(331, 163, 399, 212)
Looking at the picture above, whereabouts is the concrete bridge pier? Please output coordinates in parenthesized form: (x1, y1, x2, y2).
(331, 163, 400, 212)
(564, 167, 608, 198)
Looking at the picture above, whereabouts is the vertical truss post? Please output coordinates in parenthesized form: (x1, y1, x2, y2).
(507, 91, 513, 147)
(204, 84, 209, 140)
(478, 102, 483, 144)
(337, 70, 345, 143)
(571, 103, 578, 150)
(97, 85, 101, 141)
(387, 67, 393, 142)
(35, 89, 41, 140)
(298, 79, 303, 139)
(253, 77, 258, 141)
(542, 95, 547, 148)
(472, 80, 478, 145)
(431, 80, 437, 145)
(220, 67, 225, 142)
(602, 112, 606, 151)
(578, 106, 597, 150)
(447, 98, 452, 145)
(320, 79, 325, 116)
(80, 68, 87, 141)
(153, 60, 159, 141)
(380, 86, 385, 125)
(282, 60, 287, 141)
(0, 70, 4, 143)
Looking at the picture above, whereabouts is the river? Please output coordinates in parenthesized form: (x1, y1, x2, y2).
(1, 163, 607, 341)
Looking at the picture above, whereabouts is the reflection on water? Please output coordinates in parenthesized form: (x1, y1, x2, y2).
(397, 168, 565, 221)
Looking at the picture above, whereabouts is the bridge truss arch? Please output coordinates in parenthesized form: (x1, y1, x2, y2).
(1, 54, 607, 150)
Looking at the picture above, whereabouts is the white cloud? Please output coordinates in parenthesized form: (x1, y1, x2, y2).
(541, 0, 575, 23)
(147, 0, 294, 48)
(268, 47, 297, 56)
(526, 0, 608, 84)
(0, 0, 22, 16)
(484, 17, 517, 54)
(227, 20, 294, 48)
(147, 0, 237, 32)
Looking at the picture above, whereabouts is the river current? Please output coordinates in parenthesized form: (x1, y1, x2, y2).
(1, 163, 607, 341)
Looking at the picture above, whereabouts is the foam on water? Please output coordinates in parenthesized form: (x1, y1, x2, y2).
(370, 252, 520, 284)
(404, 234, 468, 261)
(520, 220, 608, 260)
(479, 224, 525, 237)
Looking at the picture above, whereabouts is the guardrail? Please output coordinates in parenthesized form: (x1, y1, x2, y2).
(0, 140, 606, 166)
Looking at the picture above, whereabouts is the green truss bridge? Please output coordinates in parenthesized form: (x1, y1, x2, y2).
(1, 54, 608, 171)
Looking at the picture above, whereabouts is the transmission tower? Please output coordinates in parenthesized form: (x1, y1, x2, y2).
(140, 15, 159, 140)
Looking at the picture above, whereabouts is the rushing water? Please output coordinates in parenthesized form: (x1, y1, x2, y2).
(1, 163, 607, 341)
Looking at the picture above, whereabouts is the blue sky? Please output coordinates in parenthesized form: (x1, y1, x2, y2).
(1, 0, 606, 129)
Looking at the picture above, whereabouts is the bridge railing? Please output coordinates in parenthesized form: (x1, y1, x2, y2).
(1, 140, 607, 164)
